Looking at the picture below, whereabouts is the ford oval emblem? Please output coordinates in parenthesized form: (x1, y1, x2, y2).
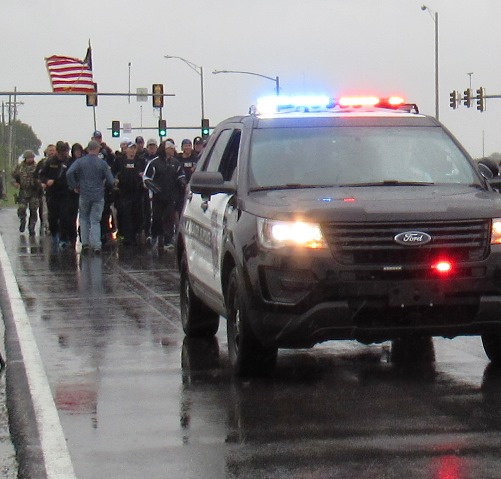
(394, 231, 432, 246)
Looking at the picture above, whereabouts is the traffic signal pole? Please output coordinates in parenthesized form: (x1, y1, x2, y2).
(448, 87, 501, 112)
(0, 91, 175, 99)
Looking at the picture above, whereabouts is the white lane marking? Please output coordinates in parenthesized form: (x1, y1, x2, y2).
(0, 235, 77, 479)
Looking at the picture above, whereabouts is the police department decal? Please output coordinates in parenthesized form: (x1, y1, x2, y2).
(394, 231, 432, 246)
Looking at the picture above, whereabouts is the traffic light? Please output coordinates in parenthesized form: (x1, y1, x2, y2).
(449, 91, 457, 109)
(477, 87, 486, 112)
(201, 118, 210, 139)
(86, 83, 98, 107)
(111, 120, 120, 138)
(152, 83, 164, 108)
(158, 119, 167, 137)
(463, 88, 472, 108)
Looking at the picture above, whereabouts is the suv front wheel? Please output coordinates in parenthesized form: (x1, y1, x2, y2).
(180, 253, 220, 337)
(482, 331, 501, 364)
(226, 267, 278, 377)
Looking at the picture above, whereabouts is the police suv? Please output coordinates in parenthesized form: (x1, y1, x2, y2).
(177, 94, 501, 376)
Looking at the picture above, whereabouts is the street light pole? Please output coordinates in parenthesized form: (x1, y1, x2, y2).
(421, 5, 439, 120)
(164, 55, 205, 120)
(467, 72, 474, 90)
(212, 70, 280, 96)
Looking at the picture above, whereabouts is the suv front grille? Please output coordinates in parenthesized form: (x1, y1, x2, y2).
(322, 220, 491, 266)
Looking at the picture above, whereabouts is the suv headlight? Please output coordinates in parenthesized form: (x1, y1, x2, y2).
(257, 218, 328, 250)
(492, 218, 501, 244)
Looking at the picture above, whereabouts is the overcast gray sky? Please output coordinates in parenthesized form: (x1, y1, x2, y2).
(2, 0, 501, 158)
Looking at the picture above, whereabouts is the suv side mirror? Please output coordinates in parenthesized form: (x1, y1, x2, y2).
(190, 171, 236, 198)
(478, 159, 499, 180)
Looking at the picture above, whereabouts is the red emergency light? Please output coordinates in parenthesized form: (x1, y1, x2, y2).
(431, 260, 453, 276)
(338, 96, 405, 108)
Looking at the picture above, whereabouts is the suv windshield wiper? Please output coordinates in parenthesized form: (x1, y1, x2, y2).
(339, 180, 435, 187)
(249, 184, 332, 192)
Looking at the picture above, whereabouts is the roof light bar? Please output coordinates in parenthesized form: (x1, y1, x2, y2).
(254, 95, 408, 114)
(256, 95, 331, 114)
(388, 96, 405, 106)
(338, 96, 405, 108)
(338, 96, 379, 107)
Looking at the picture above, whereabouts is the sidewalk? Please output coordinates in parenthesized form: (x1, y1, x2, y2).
(0, 308, 18, 479)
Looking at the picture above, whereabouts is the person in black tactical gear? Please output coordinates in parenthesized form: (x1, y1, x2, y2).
(59, 143, 83, 248)
(39, 141, 70, 248)
(143, 140, 185, 251)
(137, 138, 158, 243)
(115, 142, 144, 246)
(175, 138, 198, 223)
(193, 136, 205, 159)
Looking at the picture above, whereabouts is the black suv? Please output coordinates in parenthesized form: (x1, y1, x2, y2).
(176, 96, 501, 376)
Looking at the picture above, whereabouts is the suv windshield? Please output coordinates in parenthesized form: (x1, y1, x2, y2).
(248, 126, 480, 189)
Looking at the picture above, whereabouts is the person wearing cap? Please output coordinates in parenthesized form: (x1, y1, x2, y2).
(143, 140, 185, 251)
(193, 136, 205, 159)
(137, 139, 158, 242)
(91, 130, 114, 162)
(175, 138, 198, 220)
(115, 140, 129, 162)
(135, 136, 146, 159)
(39, 141, 70, 248)
(115, 142, 144, 246)
(66, 140, 115, 254)
(90, 130, 117, 245)
(35, 144, 56, 236)
(12, 150, 41, 235)
(144, 138, 158, 159)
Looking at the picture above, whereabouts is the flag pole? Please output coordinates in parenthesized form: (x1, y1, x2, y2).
(87, 39, 97, 132)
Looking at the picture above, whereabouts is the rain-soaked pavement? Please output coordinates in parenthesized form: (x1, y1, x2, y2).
(3, 206, 501, 478)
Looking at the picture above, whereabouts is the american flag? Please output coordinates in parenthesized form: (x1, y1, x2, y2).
(45, 46, 94, 93)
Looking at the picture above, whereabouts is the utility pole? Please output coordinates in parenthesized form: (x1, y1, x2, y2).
(4, 89, 24, 171)
(1, 102, 5, 195)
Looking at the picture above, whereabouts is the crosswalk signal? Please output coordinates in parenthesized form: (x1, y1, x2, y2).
(86, 83, 98, 107)
(463, 88, 472, 108)
(201, 118, 210, 139)
(152, 83, 164, 108)
(477, 87, 485, 112)
(158, 119, 167, 137)
(111, 120, 120, 138)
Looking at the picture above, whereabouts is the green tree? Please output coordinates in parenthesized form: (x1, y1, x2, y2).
(0, 120, 41, 160)
(0, 120, 41, 205)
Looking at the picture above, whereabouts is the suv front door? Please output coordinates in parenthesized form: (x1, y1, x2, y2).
(184, 127, 241, 301)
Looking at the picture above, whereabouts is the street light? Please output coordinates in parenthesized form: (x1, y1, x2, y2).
(467, 72, 474, 90)
(421, 5, 439, 120)
(164, 55, 205, 120)
(212, 70, 280, 96)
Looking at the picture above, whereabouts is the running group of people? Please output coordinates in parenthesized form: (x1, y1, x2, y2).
(11, 131, 204, 253)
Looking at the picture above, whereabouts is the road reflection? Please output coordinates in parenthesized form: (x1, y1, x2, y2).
(180, 336, 501, 478)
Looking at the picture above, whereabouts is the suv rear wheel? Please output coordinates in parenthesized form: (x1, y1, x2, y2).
(180, 253, 220, 337)
(226, 267, 278, 377)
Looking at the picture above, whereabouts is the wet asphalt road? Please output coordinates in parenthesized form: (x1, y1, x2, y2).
(3, 207, 501, 478)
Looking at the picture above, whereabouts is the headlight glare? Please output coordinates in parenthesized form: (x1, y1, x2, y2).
(258, 218, 327, 249)
(492, 218, 501, 244)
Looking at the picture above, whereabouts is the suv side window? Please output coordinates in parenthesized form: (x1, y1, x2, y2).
(204, 129, 241, 182)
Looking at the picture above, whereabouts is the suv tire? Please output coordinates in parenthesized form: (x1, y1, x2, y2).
(226, 267, 278, 377)
(482, 332, 501, 364)
(180, 253, 220, 337)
